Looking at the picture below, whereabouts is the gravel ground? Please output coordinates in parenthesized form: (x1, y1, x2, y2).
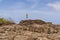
(0, 24, 60, 40)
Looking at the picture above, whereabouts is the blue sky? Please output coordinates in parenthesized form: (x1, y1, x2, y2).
(0, 0, 60, 24)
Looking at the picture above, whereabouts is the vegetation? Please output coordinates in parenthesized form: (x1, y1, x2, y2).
(0, 18, 15, 25)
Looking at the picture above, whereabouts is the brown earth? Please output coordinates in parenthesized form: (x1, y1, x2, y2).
(19, 19, 46, 26)
(0, 20, 60, 40)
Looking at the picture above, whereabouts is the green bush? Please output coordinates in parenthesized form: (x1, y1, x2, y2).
(0, 18, 15, 25)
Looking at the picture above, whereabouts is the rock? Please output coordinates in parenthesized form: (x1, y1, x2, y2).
(19, 19, 46, 26)
(0, 20, 60, 40)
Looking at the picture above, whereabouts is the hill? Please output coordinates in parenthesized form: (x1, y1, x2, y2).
(0, 19, 60, 40)
(19, 19, 46, 26)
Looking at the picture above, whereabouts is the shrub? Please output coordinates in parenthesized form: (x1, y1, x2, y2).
(0, 18, 15, 25)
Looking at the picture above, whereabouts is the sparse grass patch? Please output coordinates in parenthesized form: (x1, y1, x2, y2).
(0, 18, 15, 25)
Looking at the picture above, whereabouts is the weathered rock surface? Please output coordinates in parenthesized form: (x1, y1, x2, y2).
(0, 24, 59, 40)
(0, 20, 60, 40)
(19, 20, 46, 26)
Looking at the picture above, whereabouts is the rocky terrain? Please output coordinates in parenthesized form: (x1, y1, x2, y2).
(0, 19, 60, 40)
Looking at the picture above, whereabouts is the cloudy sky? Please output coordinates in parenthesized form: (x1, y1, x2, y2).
(0, 0, 60, 24)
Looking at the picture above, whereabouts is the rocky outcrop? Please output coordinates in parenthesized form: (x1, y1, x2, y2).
(0, 24, 59, 40)
(19, 20, 46, 26)
(0, 20, 60, 40)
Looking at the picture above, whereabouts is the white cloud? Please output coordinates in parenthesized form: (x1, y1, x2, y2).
(47, 2, 60, 11)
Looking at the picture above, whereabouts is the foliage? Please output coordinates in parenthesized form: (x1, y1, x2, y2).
(0, 18, 15, 25)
